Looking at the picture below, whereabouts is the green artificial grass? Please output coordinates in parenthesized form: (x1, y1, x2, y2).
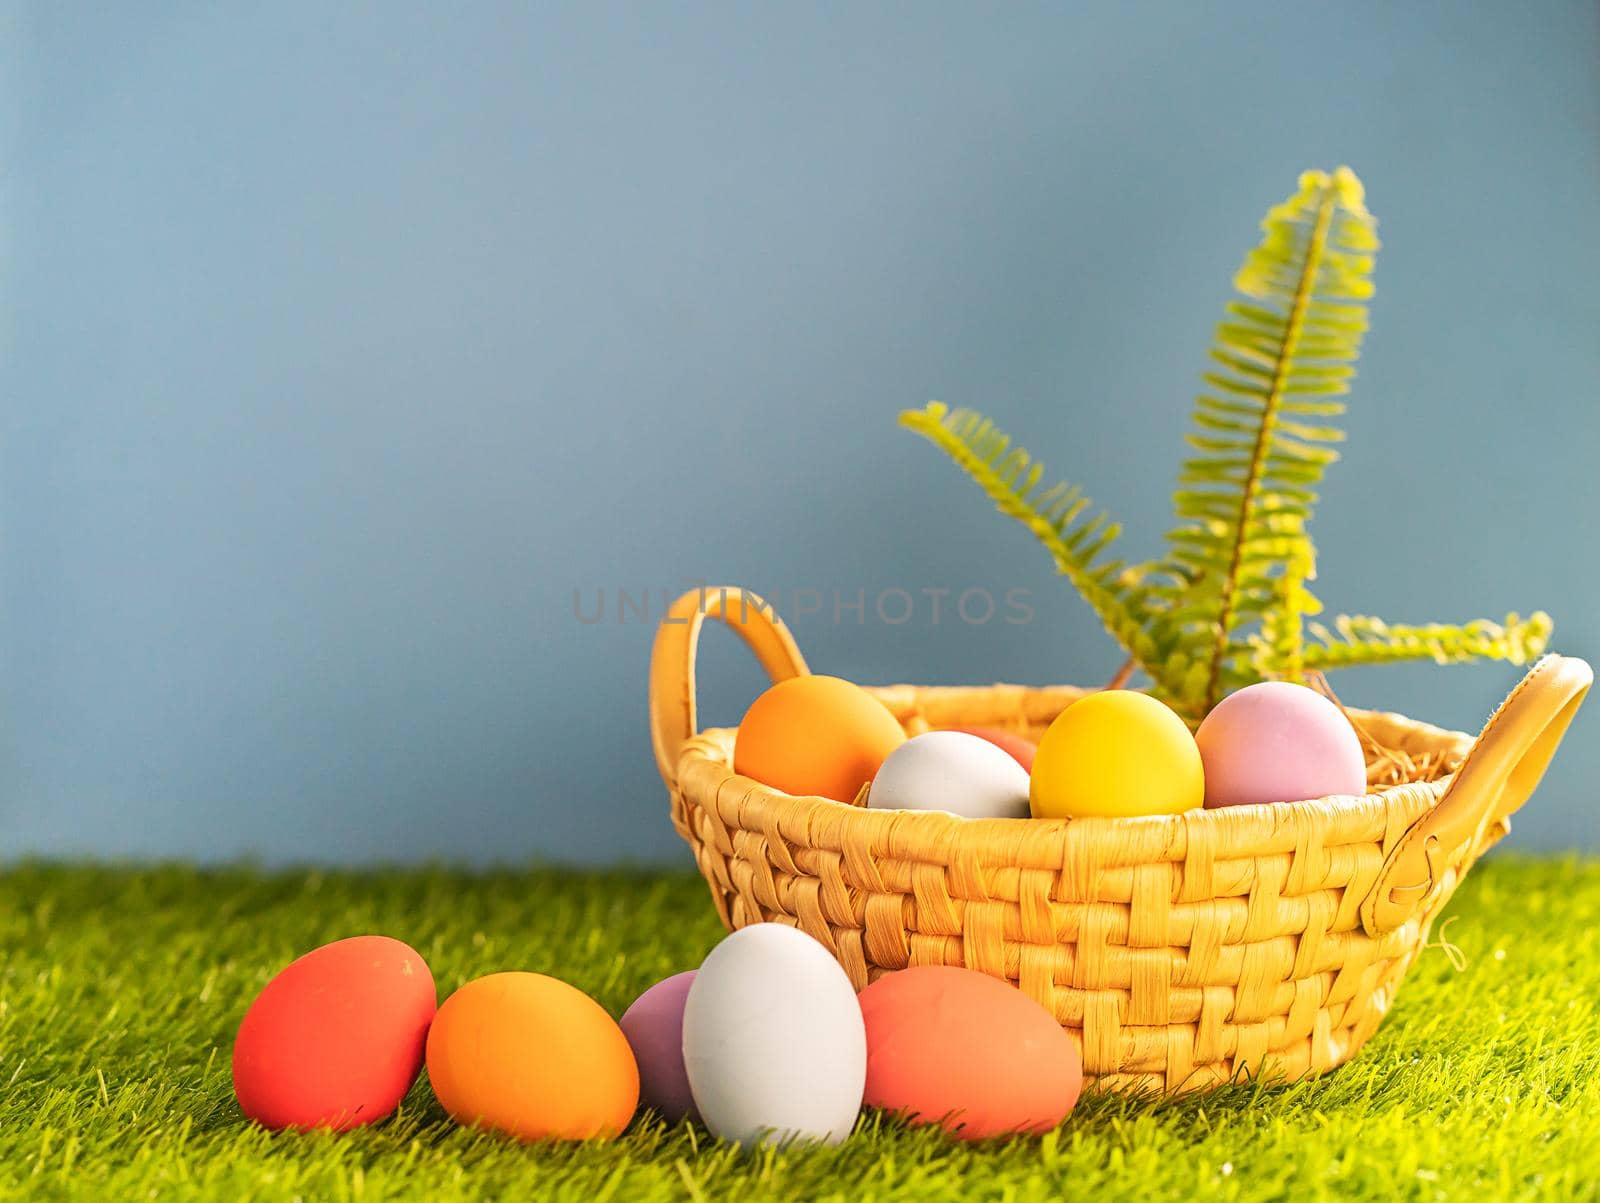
(3, 857, 1600, 1201)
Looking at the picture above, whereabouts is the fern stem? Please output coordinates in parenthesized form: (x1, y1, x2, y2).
(1104, 656, 1136, 690)
(1203, 182, 1339, 710)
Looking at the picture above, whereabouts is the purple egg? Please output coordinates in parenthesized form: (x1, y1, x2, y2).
(619, 970, 698, 1122)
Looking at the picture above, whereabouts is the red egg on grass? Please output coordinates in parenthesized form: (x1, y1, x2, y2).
(232, 935, 437, 1131)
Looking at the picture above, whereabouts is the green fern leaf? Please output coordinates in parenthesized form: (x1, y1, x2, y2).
(1150, 167, 1378, 715)
(899, 402, 1160, 674)
(898, 167, 1558, 721)
(1247, 541, 1321, 679)
(1302, 612, 1553, 671)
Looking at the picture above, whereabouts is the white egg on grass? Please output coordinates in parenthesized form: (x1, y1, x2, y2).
(681, 923, 866, 1149)
(866, 730, 1031, 818)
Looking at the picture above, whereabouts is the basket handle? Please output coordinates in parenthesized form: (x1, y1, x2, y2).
(649, 587, 809, 789)
(1362, 654, 1592, 936)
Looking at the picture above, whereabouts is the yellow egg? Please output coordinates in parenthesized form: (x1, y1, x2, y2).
(734, 675, 905, 803)
(1029, 690, 1204, 818)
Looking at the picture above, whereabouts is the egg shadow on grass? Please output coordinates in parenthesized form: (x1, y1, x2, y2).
(1051, 1066, 1322, 1142)
(856, 1106, 1070, 1151)
(851, 1069, 1308, 1153)
(196, 1075, 459, 1148)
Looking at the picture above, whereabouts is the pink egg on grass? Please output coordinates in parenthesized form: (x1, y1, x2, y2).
(619, 971, 698, 1122)
(1196, 681, 1367, 808)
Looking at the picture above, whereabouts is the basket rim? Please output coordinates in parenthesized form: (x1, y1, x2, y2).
(672, 687, 1476, 871)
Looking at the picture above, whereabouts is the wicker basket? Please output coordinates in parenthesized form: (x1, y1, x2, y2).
(649, 587, 1591, 1094)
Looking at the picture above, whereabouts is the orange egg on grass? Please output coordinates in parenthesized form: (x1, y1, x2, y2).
(426, 972, 638, 1141)
(232, 935, 437, 1131)
(734, 675, 906, 802)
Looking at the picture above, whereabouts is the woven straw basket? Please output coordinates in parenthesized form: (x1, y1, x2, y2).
(649, 587, 1592, 1094)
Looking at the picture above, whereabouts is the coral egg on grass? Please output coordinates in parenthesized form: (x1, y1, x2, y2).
(426, 972, 639, 1141)
(1196, 680, 1368, 808)
(231, 935, 437, 1132)
(1030, 690, 1204, 819)
(734, 675, 906, 803)
(859, 965, 1082, 1139)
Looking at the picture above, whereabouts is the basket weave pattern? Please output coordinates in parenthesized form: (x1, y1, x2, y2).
(650, 589, 1591, 1093)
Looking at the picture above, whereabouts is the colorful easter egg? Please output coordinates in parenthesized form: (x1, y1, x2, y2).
(858, 966, 1082, 1139)
(946, 725, 1038, 773)
(426, 972, 638, 1141)
(868, 731, 1030, 818)
(682, 924, 866, 1148)
(734, 675, 906, 803)
(619, 970, 697, 1123)
(1196, 680, 1367, 808)
(232, 935, 436, 1131)
(1030, 690, 1203, 819)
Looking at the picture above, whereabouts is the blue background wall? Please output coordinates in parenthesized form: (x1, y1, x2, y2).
(4, 2, 1596, 864)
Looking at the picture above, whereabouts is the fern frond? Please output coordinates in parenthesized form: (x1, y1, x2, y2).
(1301, 611, 1553, 671)
(1152, 167, 1378, 715)
(897, 167, 1556, 722)
(900, 402, 1161, 674)
(1248, 541, 1322, 679)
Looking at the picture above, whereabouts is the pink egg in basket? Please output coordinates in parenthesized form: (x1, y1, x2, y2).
(1195, 680, 1367, 808)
